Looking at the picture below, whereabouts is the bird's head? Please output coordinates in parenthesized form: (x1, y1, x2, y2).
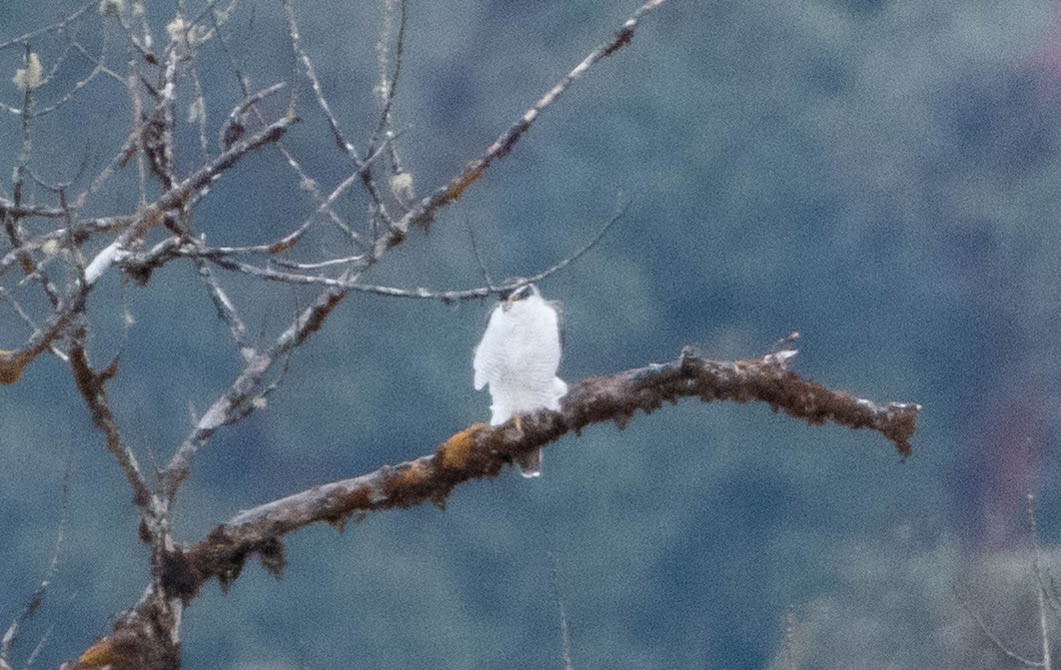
(501, 283, 539, 311)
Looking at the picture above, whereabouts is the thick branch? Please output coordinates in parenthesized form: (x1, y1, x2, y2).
(67, 350, 919, 667)
(173, 349, 919, 597)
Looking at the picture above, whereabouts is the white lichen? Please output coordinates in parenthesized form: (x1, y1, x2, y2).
(390, 171, 414, 200)
(11, 52, 43, 91)
(40, 239, 59, 256)
(166, 15, 188, 43)
(186, 97, 205, 123)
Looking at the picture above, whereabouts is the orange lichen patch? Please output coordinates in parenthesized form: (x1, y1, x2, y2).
(438, 160, 486, 207)
(322, 485, 378, 531)
(381, 460, 433, 507)
(332, 485, 375, 512)
(78, 637, 127, 668)
(436, 423, 487, 470)
(268, 237, 297, 254)
(72, 609, 179, 669)
(397, 460, 430, 486)
(300, 291, 344, 338)
(0, 350, 27, 384)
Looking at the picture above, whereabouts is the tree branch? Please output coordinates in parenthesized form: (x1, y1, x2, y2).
(369, 0, 671, 256)
(69, 348, 919, 667)
(170, 348, 919, 597)
(69, 338, 152, 509)
(158, 287, 345, 502)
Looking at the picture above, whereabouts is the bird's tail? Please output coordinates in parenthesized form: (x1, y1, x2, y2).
(517, 449, 542, 478)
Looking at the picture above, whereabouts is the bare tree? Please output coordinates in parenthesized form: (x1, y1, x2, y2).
(0, 1, 920, 667)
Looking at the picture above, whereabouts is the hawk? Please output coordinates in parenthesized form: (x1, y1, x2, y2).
(473, 283, 567, 477)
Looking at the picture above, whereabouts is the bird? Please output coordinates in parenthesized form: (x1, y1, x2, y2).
(473, 283, 567, 477)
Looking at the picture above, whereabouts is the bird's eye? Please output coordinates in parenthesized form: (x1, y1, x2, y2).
(501, 284, 535, 304)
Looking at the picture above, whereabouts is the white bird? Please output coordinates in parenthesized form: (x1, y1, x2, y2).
(473, 284, 567, 477)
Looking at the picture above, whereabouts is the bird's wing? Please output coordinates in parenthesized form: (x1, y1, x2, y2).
(552, 377, 568, 398)
(473, 306, 504, 390)
(548, 299, 565, 350)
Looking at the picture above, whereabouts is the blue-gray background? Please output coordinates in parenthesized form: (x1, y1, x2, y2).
(2, 1, 1061, 668)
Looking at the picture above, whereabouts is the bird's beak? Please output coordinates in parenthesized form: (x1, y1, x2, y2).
(501, 290, 523, 312)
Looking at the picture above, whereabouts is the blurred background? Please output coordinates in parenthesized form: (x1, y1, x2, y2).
(3, 1, 1061, 667)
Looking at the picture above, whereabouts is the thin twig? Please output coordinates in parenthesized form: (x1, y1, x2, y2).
(0, 466, 70, 666)
(217, 82, 287, 150)
(371, 0, 670, 259)
(0, 216, 135, 274)
(957, 585, 1044, 668)
(187, 199, 624, 302)
(84, 113, 298, 284)
(184, 0, 240, 47)
(1044, 573, 1061, 629)
(159, 286, 346, 501)
(33, 61, 106, 119)
(371, 0, 404, 145)
(1029, 493, 1054, 670)
(283, 0, 393, 231)
(196, 259, 252, 358)
(0, 2, 96, 51)
(465, 217, 496, 290)
(548, 552, 576, 670)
